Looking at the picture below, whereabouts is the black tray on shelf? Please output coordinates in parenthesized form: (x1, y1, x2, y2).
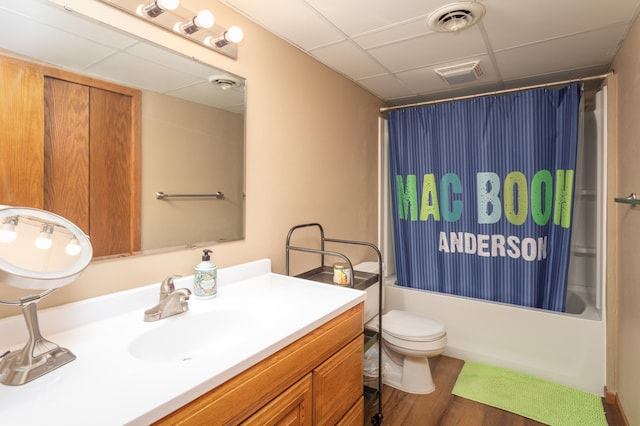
(295, 266, 378, 291)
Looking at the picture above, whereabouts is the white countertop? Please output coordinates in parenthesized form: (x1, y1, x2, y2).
(0, 259, 366, 425)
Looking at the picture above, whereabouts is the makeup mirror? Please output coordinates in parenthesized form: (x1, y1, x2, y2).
(0, 206, 93, 385)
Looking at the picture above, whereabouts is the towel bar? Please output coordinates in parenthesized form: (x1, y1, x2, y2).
(156, 191, 224, 200)
(614, 193, 640, 206)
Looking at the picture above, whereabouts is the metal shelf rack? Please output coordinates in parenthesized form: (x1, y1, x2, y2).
(285, 223, 384, 425)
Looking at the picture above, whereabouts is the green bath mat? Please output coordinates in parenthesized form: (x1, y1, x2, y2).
(452, 361, 607, 426)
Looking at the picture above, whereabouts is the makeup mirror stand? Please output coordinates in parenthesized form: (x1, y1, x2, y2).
(0, 289, 75, 386)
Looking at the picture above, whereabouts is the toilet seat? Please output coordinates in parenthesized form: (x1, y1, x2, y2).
(382, 310, 446, 342)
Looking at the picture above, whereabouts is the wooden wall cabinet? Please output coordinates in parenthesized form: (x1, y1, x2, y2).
(154, 304, 364, 425)
(0, 58, 44, 208)
(0, 54, 141, 257)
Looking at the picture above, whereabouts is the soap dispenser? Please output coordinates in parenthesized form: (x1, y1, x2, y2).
(193, 249, 217, 299)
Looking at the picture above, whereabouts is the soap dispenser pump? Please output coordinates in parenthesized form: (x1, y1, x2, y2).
(193, 249, 217, 299)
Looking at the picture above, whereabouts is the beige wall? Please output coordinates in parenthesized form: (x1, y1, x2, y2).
(610, 11, 640, 424)
(141, 91, 244, 250)
(0, 0, 383, 313)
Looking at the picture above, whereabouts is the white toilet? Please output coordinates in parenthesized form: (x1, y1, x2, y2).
(366, 310, 447, 394)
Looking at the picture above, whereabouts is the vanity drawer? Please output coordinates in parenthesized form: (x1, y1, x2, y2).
(313, 335, 364, 425)
(242, 373, 312, 425)
(337, 396, 365, 426)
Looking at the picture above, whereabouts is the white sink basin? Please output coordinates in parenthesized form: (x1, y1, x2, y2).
(129, 309, 259, 362)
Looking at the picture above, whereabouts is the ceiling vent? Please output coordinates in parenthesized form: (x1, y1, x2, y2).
(208, 74, 243, 90)
(427, 2, 486, 33)
(435, 61, 483, 85)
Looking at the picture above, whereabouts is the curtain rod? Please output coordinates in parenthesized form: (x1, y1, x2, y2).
(379, 72, 613, 113)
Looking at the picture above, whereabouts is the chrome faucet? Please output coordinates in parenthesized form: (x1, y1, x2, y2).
(144, 275, 191, 322)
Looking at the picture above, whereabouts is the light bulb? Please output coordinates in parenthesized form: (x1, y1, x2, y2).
(138, 0, 179, 18)
(225, 26, 243, 43)
(194, 10, 214, 29)
(0, 229, 16, 243)
(206, 26, 244, 48)
(0, 216, 18, 243)
(35, 224, 54, 250)
(65, 238, 82, 256)
(181, 10, 214, 34)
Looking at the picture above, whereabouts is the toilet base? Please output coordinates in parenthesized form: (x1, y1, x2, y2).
(383, 354, 436, 395)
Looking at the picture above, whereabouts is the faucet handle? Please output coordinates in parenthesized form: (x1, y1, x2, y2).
(160, 275, 182, 294)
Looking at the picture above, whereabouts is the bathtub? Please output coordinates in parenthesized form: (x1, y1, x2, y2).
(383, 277, 606, 395)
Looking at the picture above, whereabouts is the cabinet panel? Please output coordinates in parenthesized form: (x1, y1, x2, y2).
(44, 77, 90, 232)
(336, 396, 364, 426)
(0, 59, 44, 208)
(242, 373, 312, 425)
(314, 335, 364, 425)
(89, 88, 134, 257)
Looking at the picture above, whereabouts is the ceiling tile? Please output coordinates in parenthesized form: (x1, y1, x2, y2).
(368, 27, 487, 73)
(305, 0, 448, 37)
(495, 25, 627, 80)
(310, 41, 389, 79)
(483, 0, 640, 50)
(124, 42, 228, 80)
(218, 0, 344, 49)
(85, 52, 202, 92)
(356, 74, 415, 99)
(1, 0, 138, 49)
(353, 18, 433, 50)
(0, 9, 117, 70)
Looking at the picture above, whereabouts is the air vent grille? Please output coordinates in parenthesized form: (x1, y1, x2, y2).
(435, 61, 483, 85)
(427, 2, 485, 32)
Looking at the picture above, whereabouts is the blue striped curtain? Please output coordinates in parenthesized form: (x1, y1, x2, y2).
(387, 84, 582, 312)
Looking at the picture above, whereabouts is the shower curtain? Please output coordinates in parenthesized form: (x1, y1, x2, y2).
(387, 83, 582, 311)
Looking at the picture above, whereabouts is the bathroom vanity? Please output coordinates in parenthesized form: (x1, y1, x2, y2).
(0, 259, 366, 425)
(156, 304, 364, 425)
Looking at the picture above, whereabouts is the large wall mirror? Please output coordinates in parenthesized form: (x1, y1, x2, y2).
(0, 0, 245, 258)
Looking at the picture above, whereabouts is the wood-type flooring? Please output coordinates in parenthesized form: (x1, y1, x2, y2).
(365, 355, 626, 426)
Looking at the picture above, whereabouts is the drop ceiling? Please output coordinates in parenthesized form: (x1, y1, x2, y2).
(218, 0, 640, 106)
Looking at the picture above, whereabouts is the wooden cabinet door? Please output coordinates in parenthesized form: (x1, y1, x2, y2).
(313, 335, 364, 425)
(44, 77, 90, 232)
(242, 373, 312, 426)
(43, 77, 137, 257)
(89, 87, 134, 257)
(0, 59, 44, 208)
(1, 53, 141, 258)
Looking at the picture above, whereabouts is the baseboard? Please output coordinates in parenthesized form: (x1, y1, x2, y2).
(604, 386, 617, 404)
(604, 386, 630, 426)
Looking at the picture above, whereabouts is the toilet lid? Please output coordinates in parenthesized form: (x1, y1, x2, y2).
(382, 310, 446, 342)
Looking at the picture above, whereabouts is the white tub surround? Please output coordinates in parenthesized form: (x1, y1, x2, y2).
(0, 259, 365, 425)
(384, 282, 605, 395)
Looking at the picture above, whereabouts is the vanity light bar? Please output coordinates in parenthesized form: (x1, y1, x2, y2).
(99, 0, 243, 59)
(0, 216, 82, 257)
